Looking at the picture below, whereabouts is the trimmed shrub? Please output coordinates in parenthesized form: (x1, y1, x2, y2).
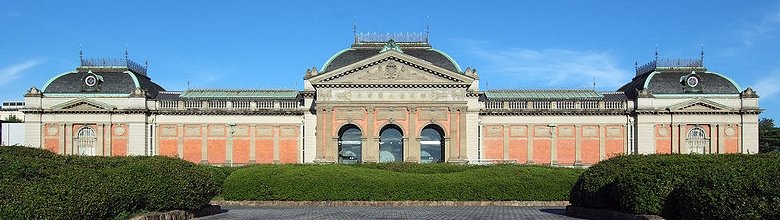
(223, 164, 583, 201)
(569, 153, 780, 219)
(0, 146, 221, 220)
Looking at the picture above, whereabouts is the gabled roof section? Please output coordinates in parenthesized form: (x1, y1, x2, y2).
(308, 50, 474, 86)
(321, 36, 463, 73)
(484, 90, 604, 101)
(180, 89, 299, 100)
(668, 98, 733, 111)
(51, 97, 115, 111)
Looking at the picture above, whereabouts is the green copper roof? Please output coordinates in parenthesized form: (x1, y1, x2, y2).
(484, 90, 603, 100)
(180, 89, 298, 100)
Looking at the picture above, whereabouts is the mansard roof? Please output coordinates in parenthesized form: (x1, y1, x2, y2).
(321, 39, 462, 74)
(618, 59, 741, 98)
(483, 90, 604, 101)
(179, 89, 299, 100)
(41, 58, 165, 98)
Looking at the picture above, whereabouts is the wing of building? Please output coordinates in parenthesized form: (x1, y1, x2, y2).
(22, 35, 761, 166)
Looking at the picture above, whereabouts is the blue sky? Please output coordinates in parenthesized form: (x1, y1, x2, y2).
(2, 1, 779, 119)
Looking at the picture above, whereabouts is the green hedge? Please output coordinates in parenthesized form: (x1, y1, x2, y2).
(569, 153, 780, 219)
(223, 163, 583, 201)
(0, 146, 222, 220)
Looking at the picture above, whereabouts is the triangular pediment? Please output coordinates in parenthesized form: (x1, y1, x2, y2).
(308, 50, 474, 85)
(51, 98, 115, 111)
(669, 98, 733, 112)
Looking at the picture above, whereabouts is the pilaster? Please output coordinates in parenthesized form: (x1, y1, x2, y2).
(200, 124, 207, 164)
(599, 124, 605, 161)
(550, 125, 557, 166)
(407, 107, 418, 162)
(249, 124, 256, 163)
(502, 125, 509, 160)
(575, 125, 582, 166)
(177, 124, 184, 159)
(273, 125, 280, 164)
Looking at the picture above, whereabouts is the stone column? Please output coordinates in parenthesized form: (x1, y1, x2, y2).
(708, 124, 715, 154)
(59, 124, 65, 155)
(550, 125, 557, 166)
(273, 126, 280, 164)
(365, 107, 376, 162)
(575, 125, 582, 166)
(249, 124, 256, 164)
(717, 124, 725, 154)
(106, 124, 113, 156)
(459, 109, 468, 160)
(226, 124, 234, 165)
(502, 125, 509, 160)
(449, 109, 458, 161)
(177, 124, 184, 159)
(671, 124, 679, 153)
(677, 124, 686, 153)
(66, 123, 73, 155)
(201, 124, 207, 164)
(599, 125, 605, 161)
(407, 107, 418, 162)
(527, 126, 534, 165)
(315, 108, 327, 162)
(96, 124, 104, 156)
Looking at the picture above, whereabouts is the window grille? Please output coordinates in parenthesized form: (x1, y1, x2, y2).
(686, 127, 709, 154)
(76, 126, 96, 156)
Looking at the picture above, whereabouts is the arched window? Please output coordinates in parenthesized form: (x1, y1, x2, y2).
(420, 125, 445, 163)
(379, 125, 403, 163)
(76, 126, 96, 156)
(686, 127, 708, 154)
(338, 125, 362, 164)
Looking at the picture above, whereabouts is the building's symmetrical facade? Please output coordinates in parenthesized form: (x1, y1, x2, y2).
(22, 35, 761, 166)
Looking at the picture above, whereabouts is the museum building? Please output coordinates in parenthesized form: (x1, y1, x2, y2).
(22, 33, 761, 166)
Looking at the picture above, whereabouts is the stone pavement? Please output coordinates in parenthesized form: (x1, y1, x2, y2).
(196, 206, 583, 220)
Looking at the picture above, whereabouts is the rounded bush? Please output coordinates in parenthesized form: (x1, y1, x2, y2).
(569, 153, 780, 219)
(0, 146, 222, 219)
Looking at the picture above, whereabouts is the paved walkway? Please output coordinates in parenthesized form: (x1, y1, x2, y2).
(196, 206, 582, 220)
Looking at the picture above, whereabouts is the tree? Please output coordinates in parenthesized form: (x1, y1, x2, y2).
(4, 115, 23, 123)
(759, 118, 780, 153)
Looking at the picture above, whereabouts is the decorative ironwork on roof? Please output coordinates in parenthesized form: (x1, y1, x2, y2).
(80, 58, 148, 76)
(355, 32, 429, 43)
(484, 90, 604, 101)
(179, 89, 299, 100)
(636, 58, 704, 75)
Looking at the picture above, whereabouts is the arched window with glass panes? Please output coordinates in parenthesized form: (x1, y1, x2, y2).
(76, 126, 96, 156)
(686, 127, 709, 154)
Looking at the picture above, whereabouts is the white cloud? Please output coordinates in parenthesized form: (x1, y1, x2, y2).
(0, 60, 41, 86)
(740, 7, 780, 46)
(751, 69, 780, 99)
(468, 46, 628, 89)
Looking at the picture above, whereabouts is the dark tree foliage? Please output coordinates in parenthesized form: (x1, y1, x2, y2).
(759, 118, 780, 153)
(3, 115, 23, 123)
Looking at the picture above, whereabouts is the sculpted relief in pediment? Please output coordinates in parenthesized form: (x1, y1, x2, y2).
(324, 60, 456, 84)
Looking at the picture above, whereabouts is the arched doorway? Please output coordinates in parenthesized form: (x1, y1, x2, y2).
(76, 126, 96, 156)
(686, 127, 708, 154)
(338, 125, 362, 164)
(420, 125, 445, 163)
(379, 125, 403, 162)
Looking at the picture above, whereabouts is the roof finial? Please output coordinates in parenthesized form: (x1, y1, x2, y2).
(425, 16, 430, 42)
(654, 45, 659, 62)
(124, 44, 129, 61)
(700, 43, 705, 65)
(144, 60, 149, 69)
(353, 19, 358, 43)
(634, 61, 638, 71)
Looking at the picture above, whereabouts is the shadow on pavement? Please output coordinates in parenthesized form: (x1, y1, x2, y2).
(539, 208, 568, 216)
